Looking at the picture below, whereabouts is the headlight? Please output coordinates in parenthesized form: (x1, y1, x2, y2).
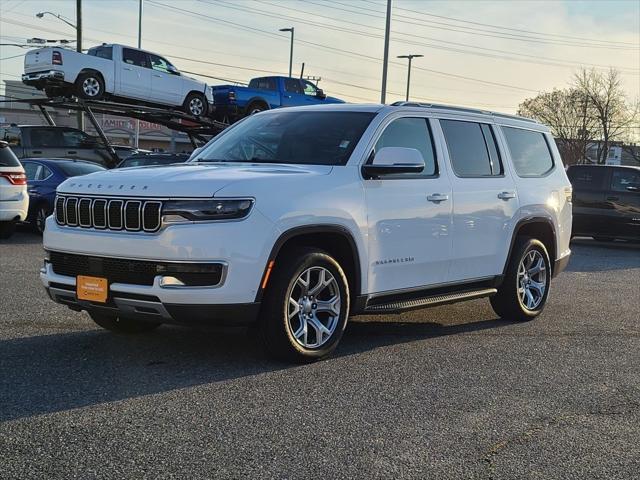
(162, 198, 254, 223)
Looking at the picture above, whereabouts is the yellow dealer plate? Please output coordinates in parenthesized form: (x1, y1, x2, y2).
(76, 275, 108, 303)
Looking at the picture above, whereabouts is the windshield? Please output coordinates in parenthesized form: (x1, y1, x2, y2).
(58, 162, 105, 177)
(194, 111, 375, 166)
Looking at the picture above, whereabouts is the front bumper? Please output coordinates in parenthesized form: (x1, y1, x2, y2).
(42, 263, 260, 325)
(22, 70, 65, 86)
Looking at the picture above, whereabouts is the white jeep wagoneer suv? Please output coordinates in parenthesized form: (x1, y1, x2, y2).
(41, 103, 572, 361)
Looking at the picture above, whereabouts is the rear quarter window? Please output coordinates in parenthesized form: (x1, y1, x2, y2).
(0, 145, 21, 167)
(502, 127, 554, 177)
(567, 166, 608, 191)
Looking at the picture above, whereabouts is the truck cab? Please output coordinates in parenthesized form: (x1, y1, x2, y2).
(211, 76, 344, 123)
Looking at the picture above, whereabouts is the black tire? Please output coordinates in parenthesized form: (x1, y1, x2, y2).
(0, 221, 16, 240)
(33, 203, 51, 234)
(183, 92, 208, 117)
(259, 248, 350, 362)
(490, 237, 551, 322)
(593, 236, 615, 242)
(246, 102, 267, 115)
(75, 72, 105, 100)
(89, 311, 161, 334)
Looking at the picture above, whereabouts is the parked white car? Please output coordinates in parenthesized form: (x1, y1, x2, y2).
(41, 103, 572, 362)
(22, 44, 213, 117)
(0, 141, 29, 239)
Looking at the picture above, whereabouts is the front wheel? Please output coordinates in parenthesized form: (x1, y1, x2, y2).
(89, 311, 161, 334)
(490, 237, 551, 321)
(259, 248, 350, 362)
(184, 92, 208, 117)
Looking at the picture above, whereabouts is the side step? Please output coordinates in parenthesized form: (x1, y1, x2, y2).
(364, 288, 497, 314)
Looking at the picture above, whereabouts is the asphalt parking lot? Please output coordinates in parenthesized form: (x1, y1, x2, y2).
(1, 232, 639, 479)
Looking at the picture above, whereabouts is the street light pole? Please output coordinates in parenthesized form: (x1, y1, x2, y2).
(279, 27, 294, 77)
(76, 0, 84, 130)
(380, 0, 392, 104)
(135, 0, 143, 149)
(397, 54, 423, 101)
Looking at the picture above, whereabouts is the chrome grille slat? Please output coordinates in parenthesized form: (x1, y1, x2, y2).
(54, 195, 162, 233)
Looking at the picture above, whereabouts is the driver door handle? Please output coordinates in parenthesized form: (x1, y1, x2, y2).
(498, 191, 516, 200)
(427, 193, 449, 203)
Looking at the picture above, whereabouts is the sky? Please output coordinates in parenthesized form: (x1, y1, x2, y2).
(0, 0, 639, 115)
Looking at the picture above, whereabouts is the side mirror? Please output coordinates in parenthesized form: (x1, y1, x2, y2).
(361, 147, 425, 178)
(316, 88, 326, 100)
(168, 65, 180, 76)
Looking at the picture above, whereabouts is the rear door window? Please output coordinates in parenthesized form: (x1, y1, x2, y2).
(440, 120, 501, 177)
(567, 167, 608, 191)
(122, 48, 149, 68)
(284, 78, 303, 94)
(502, 127, 554, 177)
(28, 128, 64, 148)
(610, 168, 640, 192)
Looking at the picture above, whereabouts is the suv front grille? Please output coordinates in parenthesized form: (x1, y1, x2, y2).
(55, 196, 162, 232)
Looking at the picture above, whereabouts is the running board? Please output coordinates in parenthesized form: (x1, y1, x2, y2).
(364, 288, 497, 314)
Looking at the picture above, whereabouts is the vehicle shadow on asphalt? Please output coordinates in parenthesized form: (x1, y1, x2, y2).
(0, 230, 42, 245)
(0, 316, 515, 422)
(566, 239, 640, 272)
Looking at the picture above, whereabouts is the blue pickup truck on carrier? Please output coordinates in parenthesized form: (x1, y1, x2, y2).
(211, 76, 345, 123)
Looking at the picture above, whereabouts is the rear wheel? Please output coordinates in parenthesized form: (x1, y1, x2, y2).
(184, 92, 208, 117)
(246, 102, 267, 115)
(89, 311, 161, 334)
(34, 204, 51, 234)
(0, 220, 16, 239)
(259, 248, 350, 362)
(490, 237, 551, 321)
(75, 72, 105, 100)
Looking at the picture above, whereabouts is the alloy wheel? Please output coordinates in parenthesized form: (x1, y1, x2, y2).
(189, 97, 204, 116)
(82, 77, 100, 97)
(287, 266, 341, 349)
(517, 250, 547, 311)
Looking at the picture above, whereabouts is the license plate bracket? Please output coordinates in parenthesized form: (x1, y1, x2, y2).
(76, 275, 108, 303)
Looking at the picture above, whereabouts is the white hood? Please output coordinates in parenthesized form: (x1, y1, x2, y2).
(56, 162, 333, 198)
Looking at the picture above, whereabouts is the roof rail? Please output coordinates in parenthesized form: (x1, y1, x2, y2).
(390, 101, 538, 124)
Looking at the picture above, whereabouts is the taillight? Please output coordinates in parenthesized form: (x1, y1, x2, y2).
(52, 50, 63, 65)
(228, 90, 236, 102)
(0, 172, 27, 185)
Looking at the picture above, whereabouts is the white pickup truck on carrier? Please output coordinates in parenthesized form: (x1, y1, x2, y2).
(40, 103, 572, 362)
(22, 44, 212, 117)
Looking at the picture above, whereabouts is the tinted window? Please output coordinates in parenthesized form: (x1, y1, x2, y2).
(29, 128, 64, 148)
(611, 168, 640, 192)
(249, 78, 277, 91)
(441, 120, 496, 177)
(122, 48, 149, 68)
(567, 166, 607, 191)
(0, 127, 21, 146)
(374, 117, 436, 177)
(88, 46, 113, 60)
(61, 129, 92, 148)
(38, 165, 53, 180)
(196, 111, 374, 166)
(58, 162, 105, 177)
(22, 162, 40, 180)
(0, 146, 21, 166)
(503, 127, 554, 177)
(284, 78, 303, 94)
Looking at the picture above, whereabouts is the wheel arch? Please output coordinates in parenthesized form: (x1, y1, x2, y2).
(503, 217, 557, 277)
(256, 225, 362, 305)
(76, 69, 110, 94)
(245, 97, 270, 111)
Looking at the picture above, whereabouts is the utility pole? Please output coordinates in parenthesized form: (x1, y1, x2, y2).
(279, 27, 294, 77)
(135, 0, 143, 148)
(380, 0, 392, 104)
(397, 54, 423, 101)
(76, 0, 84, 131)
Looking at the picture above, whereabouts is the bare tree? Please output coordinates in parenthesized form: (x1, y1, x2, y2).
(518, 88, 597, 165)
(573, 68, 638, 164)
